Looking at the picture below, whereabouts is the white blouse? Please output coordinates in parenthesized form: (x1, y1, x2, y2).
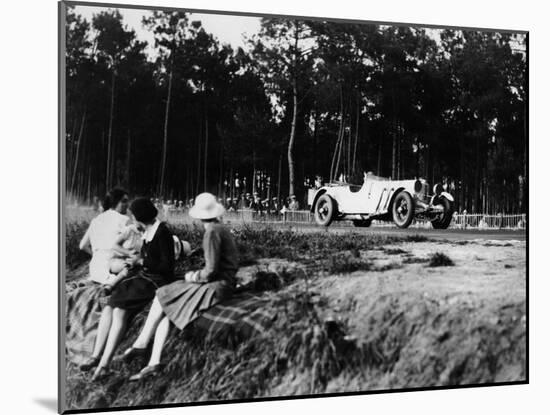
(82, 209, 129, 284)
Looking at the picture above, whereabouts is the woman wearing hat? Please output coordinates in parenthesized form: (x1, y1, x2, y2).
(82, 197, 177, 381)
(122, 192, 239, 380)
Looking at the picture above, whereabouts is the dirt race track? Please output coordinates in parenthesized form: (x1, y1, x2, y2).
(242, 222, 527, 241)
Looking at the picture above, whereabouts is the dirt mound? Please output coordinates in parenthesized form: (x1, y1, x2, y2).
(65, 280, 525, 410)
(352, 295, 525, 389)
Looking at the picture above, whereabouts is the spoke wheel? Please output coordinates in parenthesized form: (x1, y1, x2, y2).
(314, 194, 337, 227)
(392, 191, 415, 228)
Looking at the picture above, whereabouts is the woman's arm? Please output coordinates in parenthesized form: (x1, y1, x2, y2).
(79, 227, 92, 255)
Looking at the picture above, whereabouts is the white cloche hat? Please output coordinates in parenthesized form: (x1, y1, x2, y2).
(189, 192, 226, 220)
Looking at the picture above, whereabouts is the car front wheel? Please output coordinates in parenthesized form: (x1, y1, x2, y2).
(431, 197, 453, 229)
(392, 191, 415, 228)
(314, 194, 337, 227)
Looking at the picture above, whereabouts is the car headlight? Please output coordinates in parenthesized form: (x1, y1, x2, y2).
(433, 183, 443, 195)
(414, 180, 423, 193)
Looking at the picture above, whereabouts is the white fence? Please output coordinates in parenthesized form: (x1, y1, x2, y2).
(164, 209, 527, 230)
(451, 213, 526, 230)
(66, 206, 527, 230)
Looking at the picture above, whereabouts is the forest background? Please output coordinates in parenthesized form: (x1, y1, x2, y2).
(65, 4, 527, 214)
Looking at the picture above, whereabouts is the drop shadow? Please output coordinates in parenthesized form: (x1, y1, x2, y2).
(34, 398, 57, 413)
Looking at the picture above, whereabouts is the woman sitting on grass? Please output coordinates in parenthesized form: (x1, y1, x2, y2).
(80, 197, 176, 381)
(121, 192, 239, 381)
(79, 188, 131, 287)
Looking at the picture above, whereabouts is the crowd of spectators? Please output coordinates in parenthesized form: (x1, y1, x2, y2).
(142, 192, 303, 218)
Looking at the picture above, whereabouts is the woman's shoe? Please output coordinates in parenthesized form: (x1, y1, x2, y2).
(118, 346, 148, 363)
(128, 364, 162, 381)
(80, 356, 100, 372)
(91, 366, 113, 382)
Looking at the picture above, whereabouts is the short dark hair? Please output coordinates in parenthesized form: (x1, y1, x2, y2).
(102, 188, 128, 211)
(130, 197, 158, 224)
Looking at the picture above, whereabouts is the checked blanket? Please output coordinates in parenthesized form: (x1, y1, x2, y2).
(65, 281, 108, 365)
(191, 291, 277, 344)
(65, 281, 276, 364)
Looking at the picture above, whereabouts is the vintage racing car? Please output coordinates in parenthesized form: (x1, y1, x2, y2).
(308, 173, 454, 229)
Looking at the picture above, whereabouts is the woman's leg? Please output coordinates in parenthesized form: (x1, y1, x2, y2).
(132, 296, 165, 349)
(148, 316, 171, 366)
(97, 307, 127, 368)
(91, 305, 113, 358)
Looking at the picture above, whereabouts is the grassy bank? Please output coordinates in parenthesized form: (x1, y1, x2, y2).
(65, 221, 526, 410)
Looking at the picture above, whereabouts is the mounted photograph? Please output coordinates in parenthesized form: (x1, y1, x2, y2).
(59, 1, 527, 412)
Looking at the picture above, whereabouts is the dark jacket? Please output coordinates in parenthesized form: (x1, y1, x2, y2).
(142, 222, 175, 281)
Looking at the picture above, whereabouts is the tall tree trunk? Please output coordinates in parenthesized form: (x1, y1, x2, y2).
(346, 94, 352, 176)
(312, 110, 319, 174)
(287, 26, 300, 198)
(288, 75, 298, 197)
(106, 69, 116, 191)
(252, 149, 257, 195)
(474, 135, 480, 212)
(204, 109, 208, 192)
(395, 120, 401, 180)
(196, 120, 202, 196)
(126, 128, 131, 190)
(87, 162, 92, 204)
(352, 93, 360, 175)
(217, 123, 224, 198)
(185, 164, 190, 201)
(159, 63, 173, 196)
(391, 88, 397, 180)
(229, 167, 234, 200)
(70, 107, 87, 196)
(330, 87, 345, 181)
(277, 153, 282, 202)
(67, 117, 78, 180)
(334, 119, 345, 180)
(391, 117, 397, 180)
(377, 137, 382, 176)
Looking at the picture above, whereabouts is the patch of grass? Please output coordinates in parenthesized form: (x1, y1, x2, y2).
(404, 234, 429, 243)
(383, 248, 409, 255)
(373, 262, 403, 272)
(66, 218, 432, 278)
(403, 257, 429, 265)
(65, 220, 91, 270)
(428, 252, 455, 267)
(65, 287, 377, 408)
(324, 254, 373, 274)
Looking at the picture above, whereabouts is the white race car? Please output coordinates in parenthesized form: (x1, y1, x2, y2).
(308, 173, 454, 229)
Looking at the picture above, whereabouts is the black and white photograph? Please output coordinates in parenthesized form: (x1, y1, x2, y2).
(59, 0, 527, 412)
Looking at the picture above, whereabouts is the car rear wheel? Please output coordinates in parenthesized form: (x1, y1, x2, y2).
(392, 191, 415, 228)
(353, 219, 372, 227)
(314, 194, 337, 227)
(431, 197, 453, 229)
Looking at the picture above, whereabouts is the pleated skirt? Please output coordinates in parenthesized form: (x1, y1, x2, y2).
(157, 279, 235, 330)
(108, 272, 166, 313)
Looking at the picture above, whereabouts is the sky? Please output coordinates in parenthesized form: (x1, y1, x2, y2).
(72, 4, 526, 59)
(74, 4, 262, 58)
